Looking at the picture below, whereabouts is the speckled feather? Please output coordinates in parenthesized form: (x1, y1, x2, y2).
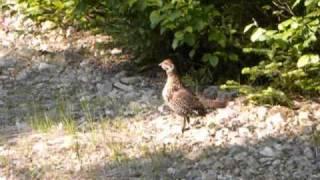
(168, 88, 206, 117)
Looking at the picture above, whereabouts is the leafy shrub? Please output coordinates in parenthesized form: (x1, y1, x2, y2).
(242, 0, 320, 99)
(6, 0, 319, 104)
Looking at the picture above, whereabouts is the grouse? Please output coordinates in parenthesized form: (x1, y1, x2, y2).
(159, 58, 227, 133)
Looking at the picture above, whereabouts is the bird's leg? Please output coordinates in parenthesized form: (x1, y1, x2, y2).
(181, 116, 190, 134)
(182, 117, 186, 133)
(186, 116, 190, 124)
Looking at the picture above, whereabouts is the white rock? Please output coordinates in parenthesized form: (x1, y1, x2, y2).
(234, 152, 248, 161)
(41, 20, 56, 31)
(16, 69, 29, 81)
(0, 48, 10, 58)
(120, 76, 141, 84)
(259, 146, 275, 157)
(66, 26, 75, 38)
(38, 62, 55, 71)
(202, 170, 217, 180)
(96, 82, 113, 94)
(0, 58, 16, 67)
(207, 108, 237, 126)
(314, 110, 320, 120)
(110, 48, 122, 55)
(114, 71, 127, 79)
(229, 136, 246, 146)
(32, 142, 48, 155)
(238, 127, 251, 137)
(304, 147, 314, 159)
(113, 82, 133, 92)
(298, 111, 310, 121)
(167, 167, 176, 175)
(266, 113, 285, 129)
(192, 129, 211, 142)
(256, 106, 268, 120)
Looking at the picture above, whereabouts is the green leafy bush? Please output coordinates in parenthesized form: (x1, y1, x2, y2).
(242, 0, 320, 99)
(6, 0, 319, 104)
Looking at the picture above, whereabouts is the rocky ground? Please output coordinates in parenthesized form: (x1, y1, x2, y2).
(1, 5, 320, 180)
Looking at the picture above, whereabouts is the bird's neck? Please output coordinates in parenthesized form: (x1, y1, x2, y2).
(166, 71, 182, 88)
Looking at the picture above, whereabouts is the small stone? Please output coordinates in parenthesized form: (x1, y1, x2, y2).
(314, 111, 320, 120)
(304, 147, 314, 159)
(0, 75, 8, 80)
(96, 82, 113, 95)
(207, 108, 237, 126)
(167, 167, 176, 175)
(80, 96, 93, 102)
(191, 129, 211, 142)
(298, 111, 310, 121)
(105, 109, 115, 117)
(229, 136, 246, 146)
(202, 170, 217, 180)
(41, 20, 56, 31)
(266, 113, 285, 129)
(79, 75, 89, 82)
(203, 86, 219, 98)
(259, 146, 276, 157)
(123, 91, 140, 102)
(113, 82, 134, 92)
(38, 62, 55, 71)
(114, 71, 127, 79)
(0, 88, 7, 96)
(16, 69, 30, 81)
(0, 48, 10, 58)
(256, 106, 268, 120)
(66, 26, 75, 38)
(120, 76, 141, 84)
(234, 152, 248, 161)
(32, 142, 48, 156)
(110, 48, 122, 55)
(238, 127, 251, 137)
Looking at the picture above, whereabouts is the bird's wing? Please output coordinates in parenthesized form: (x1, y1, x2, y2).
(169, 88, 205, 116)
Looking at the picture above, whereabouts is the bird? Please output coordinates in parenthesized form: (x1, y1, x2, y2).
(159, 58, 227, 133)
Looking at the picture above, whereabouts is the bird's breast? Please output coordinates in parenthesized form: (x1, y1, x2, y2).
(162, 83, 169, 103)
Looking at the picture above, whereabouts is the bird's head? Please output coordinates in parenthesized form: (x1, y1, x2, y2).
(159, 59, 175, 73)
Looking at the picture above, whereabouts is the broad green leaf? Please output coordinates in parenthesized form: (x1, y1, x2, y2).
(189, 49, 196, 58)
(128, 0, 138, 7)
(278, 19, 293, 30)
(305, 0, 315, 6)
(172, 39, 180, 49)
(241, 67, 251, 74)
(292, 0, 301, 8)
(145, 0, 163, 7)
(185, 26, 193, 33)
(202, 54, 219, 67)
(208, 55, 219, 67)
(297, 54, 320, 68)
(150, 11, 161, 28)
(174, 31, 184, 40)
(209, 30, 226, 47)
(244, 23, 255, 33)
(229, 53, 239, 61)
(250, 28, 266, 42)
(184, 33, 196, 46)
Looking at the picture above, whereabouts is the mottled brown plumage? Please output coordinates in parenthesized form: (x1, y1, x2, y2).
(159, 58, 227, 133)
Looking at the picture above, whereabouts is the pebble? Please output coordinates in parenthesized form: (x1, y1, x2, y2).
(260, 147, 276, 157)
(113, 82, 134, 92)
(38, 62, 55, 71)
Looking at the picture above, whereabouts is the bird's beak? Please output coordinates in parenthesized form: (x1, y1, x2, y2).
(158, 63, 162, 67)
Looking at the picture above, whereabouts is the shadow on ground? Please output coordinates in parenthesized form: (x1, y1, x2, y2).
(84, 125, 320, 179)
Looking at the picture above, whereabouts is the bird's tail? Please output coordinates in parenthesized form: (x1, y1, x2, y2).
(197, 95, 228, 109)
